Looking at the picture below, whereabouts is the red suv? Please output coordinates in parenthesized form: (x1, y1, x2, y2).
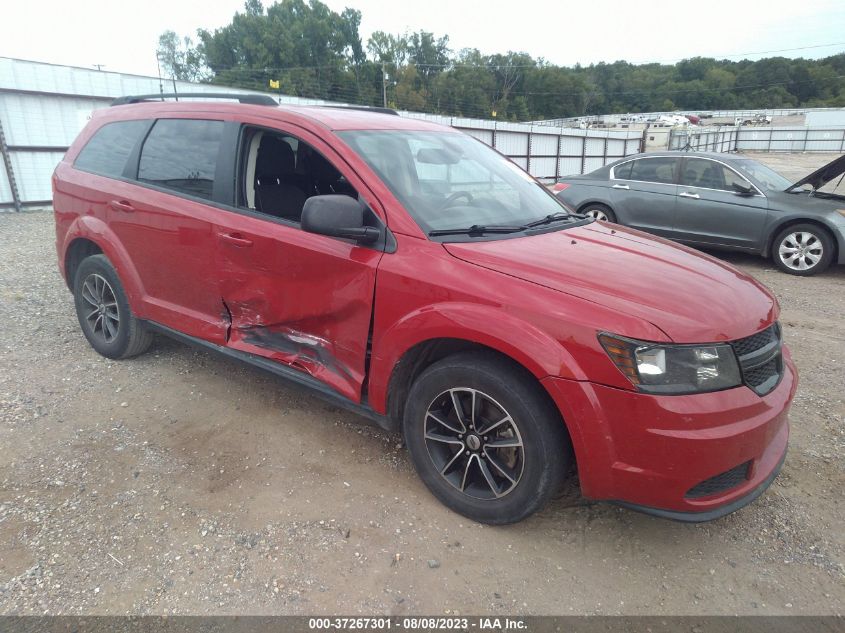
(53, 94, 797, 524)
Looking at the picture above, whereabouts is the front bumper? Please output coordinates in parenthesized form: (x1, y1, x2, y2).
(542, 348, 797, 519)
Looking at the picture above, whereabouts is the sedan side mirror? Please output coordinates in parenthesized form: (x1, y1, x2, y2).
(301, 195, 380, 244)
(732, 181, 754, 196)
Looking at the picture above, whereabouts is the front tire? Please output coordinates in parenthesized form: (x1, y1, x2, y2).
(73, 254, 153, 359)
(772, 224, 833, 276)
(403, 352, 571, 524)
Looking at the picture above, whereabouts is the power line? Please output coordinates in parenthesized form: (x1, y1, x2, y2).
(199, 41, 845, 75)
(626, 41, 845, 64)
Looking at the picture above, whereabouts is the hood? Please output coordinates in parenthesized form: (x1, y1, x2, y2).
(787, 153, 845, 192)
(444, 223, 778, 343)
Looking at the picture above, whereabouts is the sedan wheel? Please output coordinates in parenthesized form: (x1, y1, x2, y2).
(773, 225, 833, 276)
(580, 204, 616, 223)
(778, 232, 822, 271)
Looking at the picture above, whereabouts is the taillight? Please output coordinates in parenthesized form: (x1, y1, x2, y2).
(552, 183, 570, 192)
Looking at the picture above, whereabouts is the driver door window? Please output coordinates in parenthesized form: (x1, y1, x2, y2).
(238, 127, 358, 223)
(681, 158, 753, 193)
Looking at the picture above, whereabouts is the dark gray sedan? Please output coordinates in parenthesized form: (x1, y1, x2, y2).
(553, 151, 845, 275)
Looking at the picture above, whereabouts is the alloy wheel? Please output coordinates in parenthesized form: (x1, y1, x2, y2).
(80, 273, 120, 343)
(584, 208, 609, 221)
(778, 231, 823, 271)
(423, 388, 525, 500)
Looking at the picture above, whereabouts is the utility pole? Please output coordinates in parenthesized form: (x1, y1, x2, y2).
(382, 61, 388, 108)
(156, 55, 165, 101)
(93, 64, 105, 71)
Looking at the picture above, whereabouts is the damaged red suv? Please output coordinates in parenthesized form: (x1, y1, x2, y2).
(53, 94, 797, 524)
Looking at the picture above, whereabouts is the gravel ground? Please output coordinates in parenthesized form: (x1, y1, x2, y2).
(0, 153, 843, 616)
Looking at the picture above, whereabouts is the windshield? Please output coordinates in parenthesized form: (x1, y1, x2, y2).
(338, 130, 571, 234)
(734, 160, 793, 192)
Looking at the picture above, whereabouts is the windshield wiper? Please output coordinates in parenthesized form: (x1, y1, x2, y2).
(523, 211, 576, 228)
(428, 224, 527, 237)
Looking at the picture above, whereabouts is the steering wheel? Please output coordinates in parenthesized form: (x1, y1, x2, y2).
(440, 191, 474, 209)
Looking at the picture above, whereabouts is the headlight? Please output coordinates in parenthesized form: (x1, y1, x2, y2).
(598, 333, 742, 394)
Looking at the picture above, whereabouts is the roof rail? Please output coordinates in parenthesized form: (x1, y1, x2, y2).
(322, 105, 399, 116)
(111, 93, 278, 107)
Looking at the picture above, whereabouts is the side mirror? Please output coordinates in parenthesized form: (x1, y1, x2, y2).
(301, 195, 380, 244)
(732, 181, 754, 196)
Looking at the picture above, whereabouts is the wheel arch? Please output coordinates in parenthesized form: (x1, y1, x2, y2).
(367, 303, 585, 437)
(64, 237, 103, 290)
(764, 217, 840, 262)
(60, 216, 146, 308)
(384, 338, 576, 458)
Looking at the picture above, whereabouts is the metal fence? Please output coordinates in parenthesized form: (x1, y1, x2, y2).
(668, 125, 845, 153)
(0, 57, 644, 210)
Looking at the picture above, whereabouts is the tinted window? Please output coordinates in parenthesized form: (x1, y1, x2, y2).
(629, 157, 677, 185)
(613, 160, 633, 179)
(74, 120, 149, 177)
(138, 119, 224, 200)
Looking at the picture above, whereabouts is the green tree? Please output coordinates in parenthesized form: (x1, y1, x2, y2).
(157, 30, 208, 82)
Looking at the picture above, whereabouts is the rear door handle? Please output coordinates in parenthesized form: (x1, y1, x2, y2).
(612, 184, 629, 189)
(679, 192, 700, 199)
(218, 232, 254, 248)
(109, 199, 135, 212)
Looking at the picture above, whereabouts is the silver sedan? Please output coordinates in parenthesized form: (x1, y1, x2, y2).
(553, 152, 845, 275)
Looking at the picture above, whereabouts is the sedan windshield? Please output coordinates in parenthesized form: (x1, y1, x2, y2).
(338, 130, 572, 234)
(734, 160, 793, 192)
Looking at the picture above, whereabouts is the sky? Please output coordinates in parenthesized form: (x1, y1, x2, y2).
(3, 0, 845, 77)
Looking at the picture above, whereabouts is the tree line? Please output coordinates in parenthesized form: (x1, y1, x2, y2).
(157, 0, 845, 121)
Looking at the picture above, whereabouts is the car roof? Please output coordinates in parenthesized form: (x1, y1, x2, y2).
(616, 151, 750, 162)
(100, 101, 450, 133)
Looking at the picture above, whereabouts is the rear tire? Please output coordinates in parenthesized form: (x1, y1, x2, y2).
(403, 352, 571, 524)
(581, 203, 616, 223)
(73, 254, 153, 359)
(772, 224, 833, 276)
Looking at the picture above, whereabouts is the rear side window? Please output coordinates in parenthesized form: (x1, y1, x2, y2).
(629, 157, 677, 185)
(613, 161, 633, 179)
(74, 120, 149, 178)
(138, 119, 224, 200)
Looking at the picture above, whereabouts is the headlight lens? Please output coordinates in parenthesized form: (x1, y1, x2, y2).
(598, 333, 742, 394)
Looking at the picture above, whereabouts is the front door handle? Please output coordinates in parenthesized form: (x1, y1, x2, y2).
(218, 232, 254, 247)
(679, 192, 700, 199)
(612, 184, 630, 190)
(109, 199, 135, 213)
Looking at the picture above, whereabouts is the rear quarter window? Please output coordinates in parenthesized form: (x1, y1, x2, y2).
(613, 161, 633, 179)
(74, 120, 149, 178)
(138, 119, 224, 200)
(629, 157, 677, 185)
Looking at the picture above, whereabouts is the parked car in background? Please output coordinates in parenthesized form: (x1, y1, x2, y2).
(553, 151, 845, 275)
(54, 98, 796, 524)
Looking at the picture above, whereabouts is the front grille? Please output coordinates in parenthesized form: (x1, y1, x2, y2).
(731, 323, 783, 396)
(685, 460, 752, 499)
(732, 324, 778, 357)
(744, 357, 780, 388)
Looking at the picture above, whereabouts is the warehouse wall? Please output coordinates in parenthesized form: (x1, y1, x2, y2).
(0, 56, 643, 210)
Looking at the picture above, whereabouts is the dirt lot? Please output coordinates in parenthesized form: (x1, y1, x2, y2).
(0, 153, 843, 616)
